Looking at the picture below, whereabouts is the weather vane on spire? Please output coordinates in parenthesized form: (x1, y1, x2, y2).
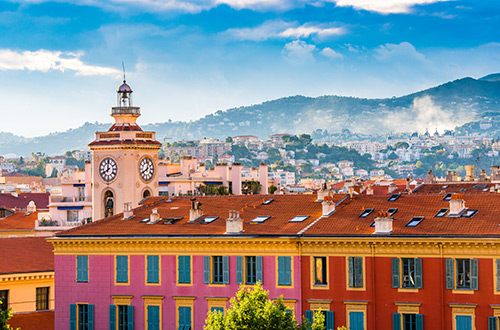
(122, 62, 126, 82)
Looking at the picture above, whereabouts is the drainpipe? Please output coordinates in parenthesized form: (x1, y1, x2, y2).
(371, 242, 376, 329)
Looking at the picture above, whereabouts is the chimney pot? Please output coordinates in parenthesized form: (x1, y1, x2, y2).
(225, 210, 243, 234)
(374, 211, 393, 234)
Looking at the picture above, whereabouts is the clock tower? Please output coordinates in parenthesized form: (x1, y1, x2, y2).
(89, 80, 162, 220)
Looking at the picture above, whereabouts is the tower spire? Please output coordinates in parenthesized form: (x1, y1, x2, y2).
(122, 62, 126, 82)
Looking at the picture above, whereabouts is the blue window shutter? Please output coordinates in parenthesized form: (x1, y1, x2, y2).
(392, 258, 400, 288)
(256, 256, 263, 284)
(178, 256, 185, 283)
(350, 311, 363, 330)
(446, 258, 454, 289)
(497, 260, 500, 291)
(178, 256, 191, 284)
(489, 317, 498, 330)
(285, 257, 292, 285)
(415, 258, 423, 289)
(77, 255, 88, 282)
(88, 304, 94, 330)
(305, 310, 313, 329)
(223, 256, 230, 284)
(392, 313, 401, 330)
(186, 256, 191, 283)
(70, 304, 76, 330)
(178, 307, 184, 329)
(148, 305, 160, 330)
(278, 257, 285, 285)
(325, 310, 334, 330)
(127, 305, 134, 330)
(109, 305, 116, 330)
(236, 256, 243, 284)
(456, 315, 472, 330)
(116, 256, 128, 283)
(416, 314, 423, 330)
(348, 257, 354, 287)
(203, 256, 210, 284)
(471, 259, 478, 290)
(147, 256, 159, 283)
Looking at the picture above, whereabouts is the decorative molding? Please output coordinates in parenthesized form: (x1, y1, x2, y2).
(0, 272, 54, 283)
(395, 302, 421, 314)
(111, 295, 133, 305)
(142, 295, 164, 304)
(307, 299, 332, 311)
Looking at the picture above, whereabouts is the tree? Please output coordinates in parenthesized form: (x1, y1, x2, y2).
(0, 300, 18, 330)
(204, 283, 323, 330)
(226, 136, 233, 143)
(268, 185, 278, 194)
(394, 141, 409, 149)
(50, 167, 59, 178)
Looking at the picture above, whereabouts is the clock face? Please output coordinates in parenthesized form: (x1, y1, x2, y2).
(139, 157, 154, 182)
(99, 157, 118, 182)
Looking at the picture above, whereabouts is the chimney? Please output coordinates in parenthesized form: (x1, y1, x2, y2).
(231, 163, 242, 195)
(366, 185, 374, 195)
(373, 211, 393, 235)
(425, 170, 435, 184)
(406, 175, 412, 193)
(149, 208, 161, 223)
(388, 182, 397, 194)
(316, 183, 329, 201)
(225, 210, 243, 234)
(322, 196, 335, 216)
(123, 202, 133, 220)
(27, 201, 36, 213)
(464, 165, 474, 181)
(479, 169, 488, 182)
(445, 171, 453, 182)
(449, 194, 466, 215)
(189, 198, 203, 222)
(491, 166, 500, 182)
(259, 163, 269, 194)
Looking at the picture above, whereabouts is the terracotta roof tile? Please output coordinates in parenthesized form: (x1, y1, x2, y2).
(9, 311, 54, 330)
(0, 237, 54, 274)
(0, 211, 38, 230)
(0, 193, 49, 210)
(411, 182, 495, 195)
(88, 139, 161, 147)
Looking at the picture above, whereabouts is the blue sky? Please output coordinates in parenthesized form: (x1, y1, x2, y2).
(1, 0, 499, 136)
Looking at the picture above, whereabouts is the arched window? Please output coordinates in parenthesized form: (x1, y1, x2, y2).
(104, 190, 114, 218)
(143, 190, 151, 199)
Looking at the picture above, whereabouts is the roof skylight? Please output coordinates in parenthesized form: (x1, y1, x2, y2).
(474, 184, 487, 189)
(388, 208, 398, 216)
(204, 216, 219, 223)
(442, 185, 449, 189)
(388, 194, 401, 202)
(251, 216, 271, 223)
(262, 199, 274, 205)
(162, 217, 183, 224)
(435, 208, 449, 217)
(289, 215, 310, 222)
(359, 208, 374, 218)
(140, 218, 150, 223)
(406, 216, 424, 227)
(459, 188, 467, 192)
(461, 209, 478, 218)
(443, 193, 452, 201)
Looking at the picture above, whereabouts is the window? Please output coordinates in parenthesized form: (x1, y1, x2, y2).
(435, 208, 448, 217)
(236, 256, 262, 285)
(359, 209, 373, 218)
(262, 199, 274, 205)
(116, 256, 129, 284)
(278, 256, 292, 286)
(314, 257, 327, 285)
(443, 193, 452, 201)
(146, 255, 159, 284)
(147, 305, 160, 330)
(456, 315, 472, 330)
(250, 216, 271, 223)
(0, 290, 8, 311)
(70, 304, 94, 330)
(305, 310, 334, 330)
(348, 257, 363, 288)
(488, 316, 499, 330)
(211, 307, 224, 314)
(349, 311, 364, 330)
(473, 184, 487, 189)
(459, 188, 467, 193)
(115, 305, 133, 330)
(78, 187, 85, 202)
(36, 287, 49, 311)
(203, 256, 229, 284)
(289, 215, 309, 222)
(446, 258, 478, 290)
(178, 306, 191, 330)
(203, 216, 218, 223)
(388, 194, 401, 201)
(392, 258, 423, 289)
(406, 217, 424, 227)
(388, 208, 398, 216)
(77, 255, 88, 282)
(392, 313, 423, 330)
(178, 256, 191, 284)
(461, 209, 478, 218)
(67, 210, 79, 222)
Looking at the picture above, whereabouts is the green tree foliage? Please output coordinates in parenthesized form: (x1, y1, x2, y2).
(226, 136, 233, 143)
(388, 152, 399, 160)
(394, 141, 409, 149)
(268, 185, 278, 194)
(0, 300, 18, 330)
(204, 283, 323, 330)
(65, 157, 85, 169)
(230, 145, 253, 161)
(242, 181, 261, 195)
(311, 310, 325, 330)
(50, 167, 58, 178)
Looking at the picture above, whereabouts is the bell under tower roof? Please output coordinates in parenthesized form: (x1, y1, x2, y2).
(110, 80, 141, 130)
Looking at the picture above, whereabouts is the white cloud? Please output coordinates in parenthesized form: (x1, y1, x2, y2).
(375, 42, 426, 62)
(0, 49, 120, 76)
(321, 47, 343, 60)
(331, 0, 449, 14)
(282, 40, 316, 64)
(224, 20, 346, 41)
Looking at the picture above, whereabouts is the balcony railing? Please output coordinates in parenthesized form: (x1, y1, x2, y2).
(50, 196, 92, 203)
(111, 107, 140, 115)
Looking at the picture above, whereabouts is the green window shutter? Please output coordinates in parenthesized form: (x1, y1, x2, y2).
(496, 260, 500, 291)
(415, 258, 423, 289)
(88, 304, 94, 330)
(305, 310, 313, 330)
(471, 258, 478, 290)
(355, 257, 363, 288)
(392, 258, 400, 288)
(203, 256, 210, 283)
(127, 305, 134, 330)
(488, 317, 498, 330)
(278, 256, 285, 285)
(70, 304, 76, 330)
(284, 256, 292, 285)
(109, 305, 116, 330)
(349, 312, 364, 330)
(147, 256, 159, 283)
(179, 306, 191, 329)
(446, 258, 454, 289)
(178, 256, 191, 284)
(77, 255, 88, 282)
(256, 256, 263, 284)
(416, 314, 423, 330)
(223, 256, 230, 284)
(147, 305, 160, 330)
(236, 256, 243, 284)
(392, 313, 401, 330)
(348, 257, 354, 287)
(178, 256, 184, 283)
(325, 310, 334, 330)
(116, 256, 128, 283)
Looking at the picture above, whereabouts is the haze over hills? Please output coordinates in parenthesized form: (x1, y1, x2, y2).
(2, 75, 500, 157)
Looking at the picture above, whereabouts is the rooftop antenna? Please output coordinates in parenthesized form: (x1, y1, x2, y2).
(122, 62, 126, 82)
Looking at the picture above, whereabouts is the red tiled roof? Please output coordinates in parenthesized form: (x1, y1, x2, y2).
(411, 182, 495, 195)
(108, 123, 143, 132)
(0, 193, 49, 210)
(0, 211, 38, 230)
(57, 194, 347, 237)
(88, 139, 161, 147)
(9, 311, 54, 330)
(0, 237, 54, 274)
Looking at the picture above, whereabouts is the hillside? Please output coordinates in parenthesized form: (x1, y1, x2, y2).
(2, 76, 500, 156)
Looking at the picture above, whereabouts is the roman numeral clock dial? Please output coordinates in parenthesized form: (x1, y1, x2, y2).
(139, 157, 154, 182)
(99, 157, 118, 182)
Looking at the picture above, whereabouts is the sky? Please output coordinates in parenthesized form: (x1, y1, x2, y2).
(1, 0, 499, 137)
